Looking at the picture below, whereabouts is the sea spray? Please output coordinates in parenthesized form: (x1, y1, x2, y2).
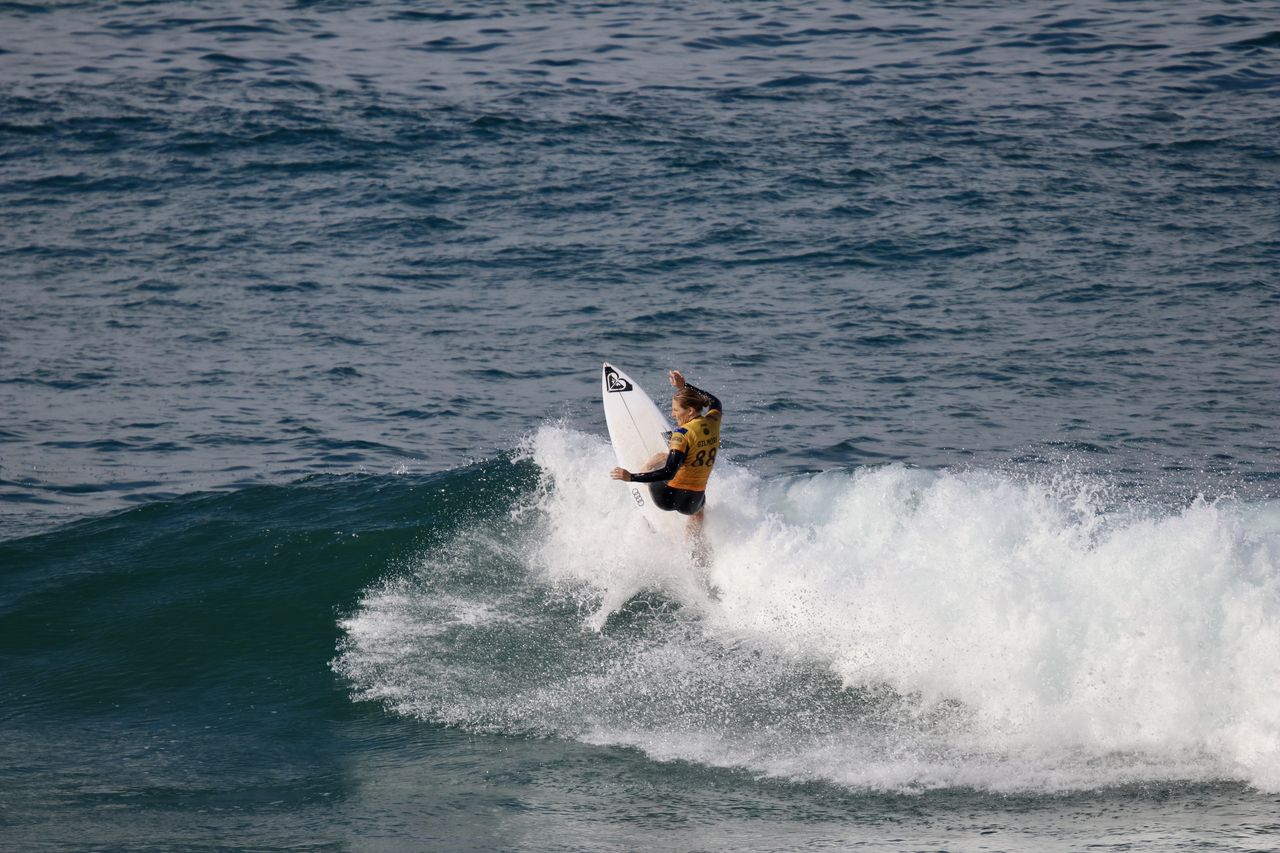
(335, 425, 1280, 792)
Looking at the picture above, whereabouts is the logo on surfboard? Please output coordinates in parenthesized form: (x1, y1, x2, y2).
(604, 365, 633, 393)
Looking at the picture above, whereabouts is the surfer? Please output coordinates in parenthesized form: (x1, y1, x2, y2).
(610, 370, 721, 549)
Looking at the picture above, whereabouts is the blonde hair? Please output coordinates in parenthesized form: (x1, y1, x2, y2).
(673, 387, 708, 412)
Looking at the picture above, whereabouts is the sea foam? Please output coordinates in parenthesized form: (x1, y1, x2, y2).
(338, 424, 1280, 793)
(526, 425, 1280, 790)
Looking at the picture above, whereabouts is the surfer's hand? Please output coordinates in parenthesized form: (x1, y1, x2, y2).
(610, 467, 633, 482)
(669, 370, 686, 389)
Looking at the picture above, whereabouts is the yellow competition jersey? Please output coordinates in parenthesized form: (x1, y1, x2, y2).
(667, 409, 721, 491)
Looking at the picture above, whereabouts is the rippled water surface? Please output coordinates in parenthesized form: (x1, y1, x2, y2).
(5, 0, 1279, 531)
(3, 1, 1280, 850)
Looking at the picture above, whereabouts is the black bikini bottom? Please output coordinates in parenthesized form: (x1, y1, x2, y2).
(648, 483, 705, 516)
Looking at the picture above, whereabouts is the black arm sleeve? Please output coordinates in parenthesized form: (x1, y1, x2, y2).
(629, 449, 686, 483)
(684, 382, 722, 413)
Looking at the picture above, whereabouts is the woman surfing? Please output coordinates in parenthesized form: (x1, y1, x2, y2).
(610, 369, 722, 561)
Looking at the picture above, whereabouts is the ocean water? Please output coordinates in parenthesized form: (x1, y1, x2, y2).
(3, 1, 1280, 850)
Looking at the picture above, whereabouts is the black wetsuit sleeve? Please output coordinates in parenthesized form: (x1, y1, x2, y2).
(629, 450, 686, 483)
(685, 383, 722, 413)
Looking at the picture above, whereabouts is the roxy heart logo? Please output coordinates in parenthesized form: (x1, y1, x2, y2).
(604, 366, 633, 393)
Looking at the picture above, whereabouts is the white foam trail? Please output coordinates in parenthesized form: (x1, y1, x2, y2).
(522, 424, 1280, 791)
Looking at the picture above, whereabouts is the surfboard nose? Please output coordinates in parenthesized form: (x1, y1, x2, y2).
(603, 363, 633, 394)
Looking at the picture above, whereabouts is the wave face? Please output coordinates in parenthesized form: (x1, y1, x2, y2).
(335, 425, 1280, 793)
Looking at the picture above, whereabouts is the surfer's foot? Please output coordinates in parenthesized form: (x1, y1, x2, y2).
(693, 560, 720, 600)
(687, 529, 717, 599)
(702, 579, 722, 602)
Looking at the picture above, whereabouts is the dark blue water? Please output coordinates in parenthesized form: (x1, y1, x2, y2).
(3, 1, 1280, 850)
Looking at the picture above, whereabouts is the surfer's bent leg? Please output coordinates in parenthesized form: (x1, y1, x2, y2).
(686, 508, 711, 566)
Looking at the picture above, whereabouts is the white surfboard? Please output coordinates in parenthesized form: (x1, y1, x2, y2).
(593, 363, 719, 631)
(601, 362, 680, 534)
